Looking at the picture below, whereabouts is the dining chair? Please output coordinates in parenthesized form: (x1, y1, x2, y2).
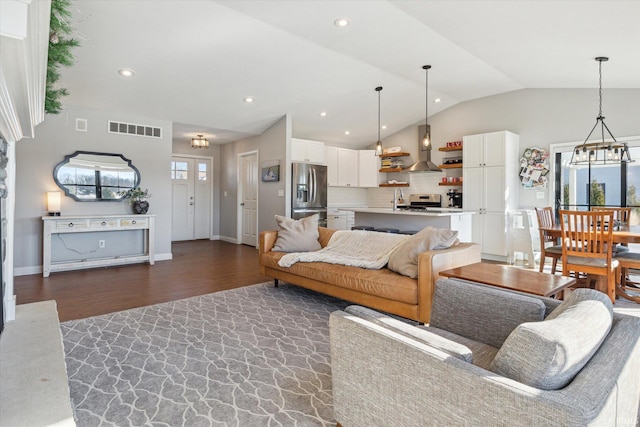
(591, 206, 631, 223)
(558, 209, 618, 303)
(614, 251, 640, 303)
(591, 206, 631, 254)
(534, 207, 562, 273)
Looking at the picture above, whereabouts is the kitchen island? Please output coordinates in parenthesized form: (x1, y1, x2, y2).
(340, 207, 474, 242)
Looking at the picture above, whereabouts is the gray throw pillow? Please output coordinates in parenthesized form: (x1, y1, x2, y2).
(489, 289, 613, 390)
(272, 214, 321, 252)
(387, 227, 459, 278)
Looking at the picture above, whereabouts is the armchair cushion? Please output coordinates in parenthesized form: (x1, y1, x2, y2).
(344, 305, 473, 362)
(490, 289, 613, 390)
(429, 279, 546, 348)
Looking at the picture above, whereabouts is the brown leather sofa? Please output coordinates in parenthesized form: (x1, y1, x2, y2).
(259, 227, 481, 324)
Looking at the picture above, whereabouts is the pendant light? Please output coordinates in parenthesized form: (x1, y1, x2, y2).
(569, 57, 633, 165)
(374, 86, 383, 156)
(191, 134, 209, 149)
(422, 65, 432, 149)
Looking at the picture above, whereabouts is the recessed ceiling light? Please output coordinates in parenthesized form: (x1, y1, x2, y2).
(243, 96, 255, 103)
(334, 18, 351, 27)
(118, 68, 135, 77)
(382, 125, 387, 130)
(319, 112, 327, 117)
(434, 98, 441, 103)
(344, 131, 350, 135)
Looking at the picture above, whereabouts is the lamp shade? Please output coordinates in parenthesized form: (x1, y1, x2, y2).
(47, 191, 61, 215)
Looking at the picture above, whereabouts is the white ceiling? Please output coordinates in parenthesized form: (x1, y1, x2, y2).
(60, 0, 640, 148)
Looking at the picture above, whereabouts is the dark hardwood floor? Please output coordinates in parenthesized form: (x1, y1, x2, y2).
(14, 240, 270, 322)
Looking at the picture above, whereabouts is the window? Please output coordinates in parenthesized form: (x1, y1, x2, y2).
(171, 161, 188, 180)
(198, 163, 207, 181)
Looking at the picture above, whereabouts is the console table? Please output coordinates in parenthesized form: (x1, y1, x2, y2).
(42, 214, 155, 277)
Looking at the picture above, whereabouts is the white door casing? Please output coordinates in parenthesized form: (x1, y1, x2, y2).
(238, 151, 258, 246)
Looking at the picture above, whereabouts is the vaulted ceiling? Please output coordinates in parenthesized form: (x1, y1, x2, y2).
(60, 1, 640, 147)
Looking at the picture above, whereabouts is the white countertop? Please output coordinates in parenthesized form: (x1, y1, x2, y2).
(338, 207, 475, 217)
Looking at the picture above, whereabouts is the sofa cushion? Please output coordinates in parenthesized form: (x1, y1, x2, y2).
(489, 288, 613, 390)
(388, 227, 459, 278)
(272, 214, 321, 252)
(344, 306, 473, 363)
(429, 279, 546, 348)
(262, 251, 418, 304)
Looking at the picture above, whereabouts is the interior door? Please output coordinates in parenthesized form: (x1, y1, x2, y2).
(240, 153, 258, 246)
(171, 158, 195, 241)
(171, 156, 213, 241)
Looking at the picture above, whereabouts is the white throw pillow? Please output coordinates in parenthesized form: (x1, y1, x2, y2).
(387, 227, 459, 278)
(272, 214, 321, 252)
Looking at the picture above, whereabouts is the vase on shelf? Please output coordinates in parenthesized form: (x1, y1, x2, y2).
(132, 200, 149, 214)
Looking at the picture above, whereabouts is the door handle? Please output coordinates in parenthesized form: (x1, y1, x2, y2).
(190, 202, 194, 205)
(240, 202, 245, 206)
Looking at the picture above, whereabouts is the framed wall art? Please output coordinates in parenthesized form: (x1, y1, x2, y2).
(261, 159, 280, 182)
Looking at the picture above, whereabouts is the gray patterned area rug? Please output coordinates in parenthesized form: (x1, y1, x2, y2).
(61, 283, 349, 427)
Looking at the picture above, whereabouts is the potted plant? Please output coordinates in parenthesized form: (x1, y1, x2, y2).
(119, 187, 151, 214)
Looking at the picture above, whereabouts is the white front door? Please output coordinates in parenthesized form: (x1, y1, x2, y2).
(171, 156, 212, 241)
(239, 152, 258, 246)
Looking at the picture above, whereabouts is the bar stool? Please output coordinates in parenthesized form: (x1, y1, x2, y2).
(351, 226, 374, 231)
(375, 228, 399, 233)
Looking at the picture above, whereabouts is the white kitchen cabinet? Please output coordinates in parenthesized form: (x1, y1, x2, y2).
(338, 148, 358, 187)
(326, 146, 339, 186)
(462, 131, 519, 261)
(327, 147, 359, 187)
(357, 150, 381, 187)
(292, 138, 326, 164)
(327, 208, 355, 230)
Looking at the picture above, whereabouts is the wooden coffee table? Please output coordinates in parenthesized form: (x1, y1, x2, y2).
(440, 262, 576, 298)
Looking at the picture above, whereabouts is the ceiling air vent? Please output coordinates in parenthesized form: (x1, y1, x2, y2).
(108, 121, 162, 138)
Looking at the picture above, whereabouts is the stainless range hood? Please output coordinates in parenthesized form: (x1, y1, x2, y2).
(405, 125, 441, 172)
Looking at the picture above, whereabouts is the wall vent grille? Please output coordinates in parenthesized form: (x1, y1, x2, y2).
(108, 121, 162, 138)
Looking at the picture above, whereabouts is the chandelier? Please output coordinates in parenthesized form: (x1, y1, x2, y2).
(191, 134, 209, 149)
(570, 57, 633, 165)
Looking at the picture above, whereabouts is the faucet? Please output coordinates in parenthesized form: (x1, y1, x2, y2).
(393, 188, 405, 211)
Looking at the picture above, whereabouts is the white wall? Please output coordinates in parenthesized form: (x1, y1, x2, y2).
(14, 106, 173, 273)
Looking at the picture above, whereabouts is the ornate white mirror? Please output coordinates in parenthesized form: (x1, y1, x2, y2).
(53, 151, 140, 201)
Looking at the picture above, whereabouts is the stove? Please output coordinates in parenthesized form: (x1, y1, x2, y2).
(398, 194, 442, 211)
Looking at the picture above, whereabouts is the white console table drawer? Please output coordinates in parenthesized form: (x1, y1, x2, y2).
(43, 214, 155, 277)
(55, 220, 88, 230)
(121, 218, 147, 227)
(90, 219, 119, 228)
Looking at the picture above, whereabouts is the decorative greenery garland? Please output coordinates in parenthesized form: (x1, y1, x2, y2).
(46, 0, 79, 114)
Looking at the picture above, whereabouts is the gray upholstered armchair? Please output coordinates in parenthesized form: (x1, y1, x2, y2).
(330, 278, 640, 426)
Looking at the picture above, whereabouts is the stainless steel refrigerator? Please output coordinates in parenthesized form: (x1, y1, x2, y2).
(291, 162, 327, 227)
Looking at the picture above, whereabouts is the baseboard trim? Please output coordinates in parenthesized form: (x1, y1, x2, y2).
(219, 236, 238, 244)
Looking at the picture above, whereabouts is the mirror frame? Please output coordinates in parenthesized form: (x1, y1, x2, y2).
(53, 151, 141, 202)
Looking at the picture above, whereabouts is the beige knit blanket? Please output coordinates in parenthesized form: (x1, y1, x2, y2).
(278, 230, 409, 269)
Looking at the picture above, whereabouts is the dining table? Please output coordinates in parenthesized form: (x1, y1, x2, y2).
(540, 223, 640, 304)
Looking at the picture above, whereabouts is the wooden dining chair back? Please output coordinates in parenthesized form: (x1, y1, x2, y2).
(559, 209, 618, 303)
(535, 207, 562, 273)
(591, 206, 631, 223)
